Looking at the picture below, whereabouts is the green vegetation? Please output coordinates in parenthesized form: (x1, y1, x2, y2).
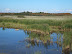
(0, 16, 72, 32)
(63, 30, 72, 49)
(17, 15, 25, 18)
(28, 31, 50, 43)
(0, 15, 72, 53)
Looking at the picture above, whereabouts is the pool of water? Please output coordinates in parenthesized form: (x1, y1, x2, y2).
(0, 27, 63, 54)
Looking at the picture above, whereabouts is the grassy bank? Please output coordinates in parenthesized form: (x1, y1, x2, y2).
(0, 16, 72, 32)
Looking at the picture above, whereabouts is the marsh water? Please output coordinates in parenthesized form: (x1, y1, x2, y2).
(0, 27, 71, 54)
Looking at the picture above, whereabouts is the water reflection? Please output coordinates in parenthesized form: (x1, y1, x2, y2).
(0, 27, 72, 54)
(20, 31, 63, 54)
(2, 27, 5, 30)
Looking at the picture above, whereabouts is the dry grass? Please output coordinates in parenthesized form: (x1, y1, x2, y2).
(1, 15, 72, 20)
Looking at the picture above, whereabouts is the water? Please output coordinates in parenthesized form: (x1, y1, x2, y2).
(0, 27, 63, 54)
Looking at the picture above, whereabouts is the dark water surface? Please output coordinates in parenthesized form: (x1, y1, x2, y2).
(0, 27, 64, 54)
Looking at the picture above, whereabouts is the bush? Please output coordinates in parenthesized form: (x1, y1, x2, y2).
(0, 14, 4, 16)
(17, 15, 25, 18)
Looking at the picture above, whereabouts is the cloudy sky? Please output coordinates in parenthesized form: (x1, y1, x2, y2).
(0, 0, 72, 13)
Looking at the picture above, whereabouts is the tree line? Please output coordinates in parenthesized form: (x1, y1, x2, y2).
(0, 11, 72, 16)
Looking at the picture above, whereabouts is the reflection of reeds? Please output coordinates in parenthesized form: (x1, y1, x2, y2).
(25, 32, 63, 48)
(34, 51, 41, 54)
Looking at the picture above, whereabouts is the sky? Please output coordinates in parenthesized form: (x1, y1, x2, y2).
(0, 0, 72, 13)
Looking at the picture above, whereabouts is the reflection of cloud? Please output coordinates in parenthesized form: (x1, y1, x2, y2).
(5, 8, 10, 12)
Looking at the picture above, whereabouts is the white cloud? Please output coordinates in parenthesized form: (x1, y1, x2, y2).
(66, 9, 72, 12)
(18, 10, 24, 12)
(55, 10, 65, 13)
(5, 8, 10, 12)
(18, 10, 40, 13)
(55, 10, 60, 12)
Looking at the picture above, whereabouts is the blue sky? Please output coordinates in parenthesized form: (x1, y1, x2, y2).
(0, 0, 72, 13)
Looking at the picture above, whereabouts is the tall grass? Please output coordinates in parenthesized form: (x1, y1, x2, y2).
(63, 30, 72, 51)
(0, 17, 72, 32)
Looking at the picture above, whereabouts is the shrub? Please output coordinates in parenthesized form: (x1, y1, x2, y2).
(17, 15, 25, 18)
(0, 14, 4, 16)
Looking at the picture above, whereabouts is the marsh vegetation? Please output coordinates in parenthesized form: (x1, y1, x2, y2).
(0, 15, 72, 54)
